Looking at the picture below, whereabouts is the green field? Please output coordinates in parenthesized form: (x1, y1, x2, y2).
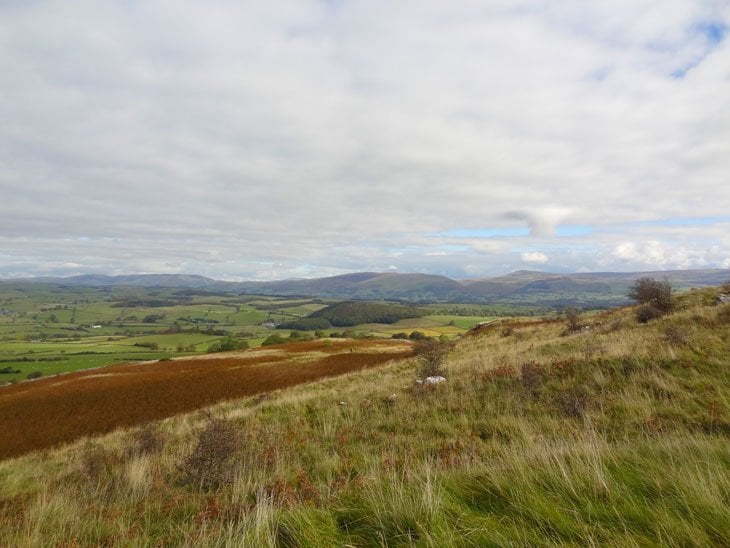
(0, 283, 503, 383)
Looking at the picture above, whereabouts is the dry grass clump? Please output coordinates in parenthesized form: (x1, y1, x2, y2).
(663, 324, 691, 346)
(520, 361, 545, 395)
(717, 303, 730, 324)
(179, 414, 239, 491)
(554, 386, 590, 418)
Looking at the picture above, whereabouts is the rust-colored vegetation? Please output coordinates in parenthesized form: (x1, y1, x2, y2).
(0, 339, 411, 460)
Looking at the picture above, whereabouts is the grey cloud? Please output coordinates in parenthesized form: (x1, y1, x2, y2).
(1, 1, 729, 279)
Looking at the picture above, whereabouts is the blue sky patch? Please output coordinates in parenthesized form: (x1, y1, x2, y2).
(556, 225, 594, 237)
(672, 22, 726, 78)
(698, 22, 727, 44)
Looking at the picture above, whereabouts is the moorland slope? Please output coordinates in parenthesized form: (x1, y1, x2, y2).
(0, 286, 728, 546)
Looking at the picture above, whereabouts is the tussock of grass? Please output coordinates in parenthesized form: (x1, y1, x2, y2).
(1, 287, 729, 546)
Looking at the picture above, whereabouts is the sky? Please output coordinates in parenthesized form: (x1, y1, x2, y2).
(1, 0, 729, 281)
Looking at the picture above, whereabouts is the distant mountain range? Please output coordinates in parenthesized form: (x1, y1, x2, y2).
(13, 269, 729, 307)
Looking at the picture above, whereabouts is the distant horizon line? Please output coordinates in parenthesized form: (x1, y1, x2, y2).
(3, 266, 729, 284)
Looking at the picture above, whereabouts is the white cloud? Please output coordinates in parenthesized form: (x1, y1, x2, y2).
(0, 1, 729, 279)
(521, 252, 550, 264)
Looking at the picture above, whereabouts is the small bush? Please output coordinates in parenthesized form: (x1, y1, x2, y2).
(607, 319, 624, 332)
(180, 415, 239, 491)
(520, 362, 545, 395)
(563, 306, 583, 334)
(554, 387, 589, 418)
(414, 340, 450, 378)
(636, 303, 663, 324)
(663, 325, 690, 345)
(78, 442, 112, 486)
(480, 364, 517, 383)
(262, 334, 288, 346)
(208, 337, 249, 353)
(26, 371, 42, 380)
(128, 424, 165, 457)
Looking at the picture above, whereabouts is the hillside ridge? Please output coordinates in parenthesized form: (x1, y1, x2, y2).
(9, 268, 729, 306)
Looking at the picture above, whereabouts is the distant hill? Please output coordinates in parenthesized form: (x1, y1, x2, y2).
(11, 268, 729, 307)
(310, 301, 429, 327)
(30, 274, 220, 288)
(234, 272, 463, 301)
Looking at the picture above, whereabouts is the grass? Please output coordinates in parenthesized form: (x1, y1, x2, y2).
(0, 288, 728, 545)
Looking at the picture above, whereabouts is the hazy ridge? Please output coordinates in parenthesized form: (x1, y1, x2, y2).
(15, 268, 730, 305)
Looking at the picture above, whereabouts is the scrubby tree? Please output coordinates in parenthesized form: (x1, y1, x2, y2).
(628, 277, 673, 323)
(563, 306, 582, 333)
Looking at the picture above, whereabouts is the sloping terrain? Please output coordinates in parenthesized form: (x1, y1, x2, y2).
(0, 287, 728, 546)
(0, 339, 411, 460)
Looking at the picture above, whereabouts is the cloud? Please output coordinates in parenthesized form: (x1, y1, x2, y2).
(1, 1, 729, 279)
(521, 252, 549, 264)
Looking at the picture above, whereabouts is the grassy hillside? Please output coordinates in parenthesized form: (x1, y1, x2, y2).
(0, 287, 728, 545)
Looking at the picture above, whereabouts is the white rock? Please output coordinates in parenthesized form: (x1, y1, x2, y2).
(423, 375, 447, 385)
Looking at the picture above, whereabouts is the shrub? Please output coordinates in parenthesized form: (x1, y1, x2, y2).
(180, 415, 239, 491)
(500, 326, 514, 337)
(128, 424, 165, 457)
(480, 364, 517, 384)
(663, 325, 690, 345)
(143, 314, 165, 323)
(554, 387, 589, 418)
(261, 334, 288, 346)
(563, 306, 582, 334)
(26, 371, 42, 380)
(78, 442, 112, 487)
(635, 303, 663, 324)
(208, 337, 249, 353)
(414, 340, 450, 378)
(628, 277, 673, 321)
(520, 362, 544, 395)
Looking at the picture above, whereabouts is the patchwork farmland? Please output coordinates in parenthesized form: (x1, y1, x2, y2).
(0, 282, 498, 383)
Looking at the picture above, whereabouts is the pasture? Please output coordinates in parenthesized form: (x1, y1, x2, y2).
(0, 283, 498, 383)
